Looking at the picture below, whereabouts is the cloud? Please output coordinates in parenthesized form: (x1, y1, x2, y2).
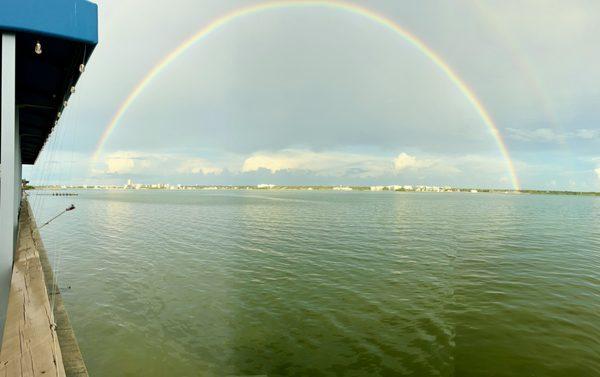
(595, 167, 600, 181)
(575, 129, 600, 140)
(240, 149, 519, 188)
(241, 149, 472, 178)
(242, 149, 394, 177)
(506, 128, 566, 143)
(96, 148, 512, 184)
(393, 153, 433, 171)
(42, 145, 530, 189)
(105, 152, 149, 174)
(107, 157, 135, 174)
(393, 152, 473, 176)
(242, 152, 307, 173)
(99, 151, 222, 176)
(177, 159, 223, 175)
(507, 127, 599, 143)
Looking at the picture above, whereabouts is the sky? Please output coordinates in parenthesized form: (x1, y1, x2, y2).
(24, 0, 600, 190)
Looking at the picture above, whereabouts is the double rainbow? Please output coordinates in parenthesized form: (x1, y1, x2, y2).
(92, 0, 520, 190)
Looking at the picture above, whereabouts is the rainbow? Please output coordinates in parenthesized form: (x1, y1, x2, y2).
(92, 0, 521, 190)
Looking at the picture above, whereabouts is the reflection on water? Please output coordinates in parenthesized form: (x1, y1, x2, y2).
(32, 190, 600, 376)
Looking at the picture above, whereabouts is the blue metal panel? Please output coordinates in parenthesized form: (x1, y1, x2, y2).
(0, 0, 97, 45)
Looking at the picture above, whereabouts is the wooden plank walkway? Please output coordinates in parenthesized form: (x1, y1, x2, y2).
(32, 202, 89, 377)
(0, 200, 88, 377)
(0, 200, 66, 376)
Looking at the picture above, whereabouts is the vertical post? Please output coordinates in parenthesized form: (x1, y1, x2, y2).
(14, 109, 20, 227)
(0, 33, 17, 343)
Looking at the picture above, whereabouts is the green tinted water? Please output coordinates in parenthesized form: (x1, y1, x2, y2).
(32, 190, 600, 376)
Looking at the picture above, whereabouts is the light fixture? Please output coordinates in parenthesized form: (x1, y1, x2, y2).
(34, 41, 42, 55)
(70, 86, 76, 94)
(79, 63, 85, 73)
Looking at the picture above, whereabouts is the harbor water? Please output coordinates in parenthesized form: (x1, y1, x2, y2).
(32, 190, 600, 376)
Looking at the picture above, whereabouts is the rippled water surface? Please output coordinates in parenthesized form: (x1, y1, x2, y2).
(31, 190, 600, 376)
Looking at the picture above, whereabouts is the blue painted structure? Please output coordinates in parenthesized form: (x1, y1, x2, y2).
(0, 0, 98, 44)
(0, 0, 98, 163)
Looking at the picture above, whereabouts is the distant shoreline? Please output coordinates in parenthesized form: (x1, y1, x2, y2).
(27, 185, 600, 197)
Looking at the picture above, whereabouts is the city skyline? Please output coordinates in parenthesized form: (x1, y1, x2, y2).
(33, 178, 600, 195)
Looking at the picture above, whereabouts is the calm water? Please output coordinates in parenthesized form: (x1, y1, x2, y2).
(31, 190, 600, 376)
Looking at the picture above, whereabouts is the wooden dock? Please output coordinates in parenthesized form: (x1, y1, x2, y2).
(0, 200, 88, 377)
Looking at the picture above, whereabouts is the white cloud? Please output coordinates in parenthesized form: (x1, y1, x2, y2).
(595, 167, 600, 181)
(107, 158, 134, 174)
(242, 149, 393, 177)
(98, 151, 222, 176)
(575, 129, 600, 140)
(89, 148, 521, 188)
(393, 152, 481, 176)
(242, 152, 307, 173)
(177, 159, 223, 175)
(242, 150, 478, 178)
(393, 153, 433, 171)
(105, 151, 150, 174)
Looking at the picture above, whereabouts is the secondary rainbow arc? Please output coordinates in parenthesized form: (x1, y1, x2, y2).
(91, 0, 521, 190)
